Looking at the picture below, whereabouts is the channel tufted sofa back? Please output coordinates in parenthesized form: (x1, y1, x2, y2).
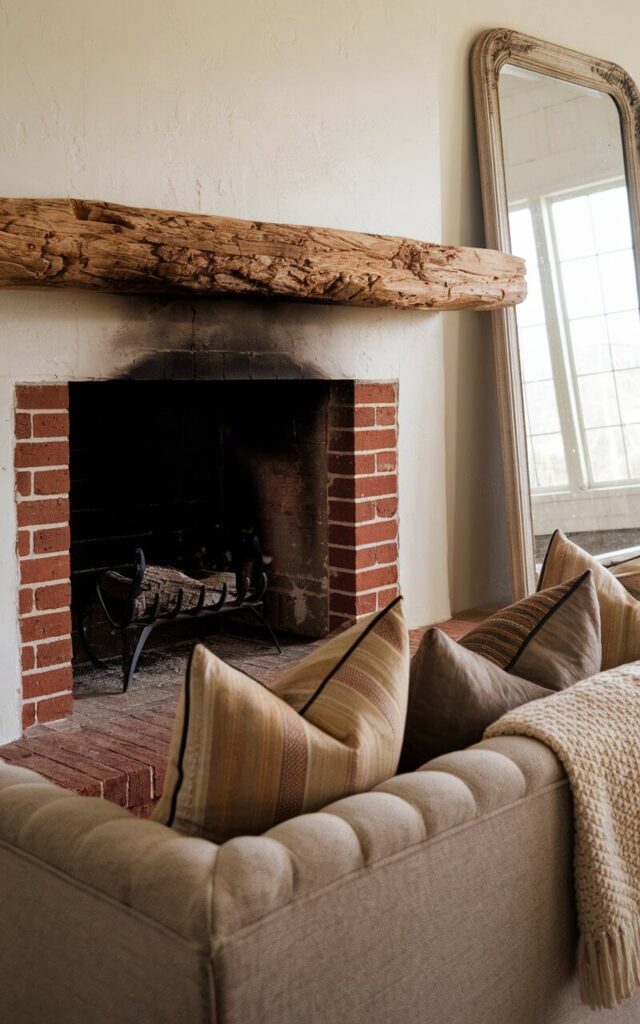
(1, 736, 640, 1023)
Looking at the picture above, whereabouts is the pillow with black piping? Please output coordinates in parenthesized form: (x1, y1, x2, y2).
(399, 571, 601, 772)
(154, 597, 409, 842)
(459, 570, 601, 688)
(538, 530, 640, 669)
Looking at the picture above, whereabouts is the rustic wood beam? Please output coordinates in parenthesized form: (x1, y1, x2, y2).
(0, 198, 526, 310)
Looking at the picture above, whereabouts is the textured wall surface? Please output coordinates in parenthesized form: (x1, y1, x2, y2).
(1, 0, 638, 742)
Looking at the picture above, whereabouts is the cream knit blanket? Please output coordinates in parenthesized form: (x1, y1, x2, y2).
(485, 662, 640, 1010)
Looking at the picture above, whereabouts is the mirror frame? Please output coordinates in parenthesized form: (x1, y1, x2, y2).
(471, 28, 640, 599)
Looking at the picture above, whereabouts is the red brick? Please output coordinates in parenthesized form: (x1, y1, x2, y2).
(14, 440, 69, 470)
(22, 703, 36, 730)
(15, 412, 31, 439)
(376, 451, 397, 472)
(16, 470, 32, 496)
(354, 474, 397, 499)
(328, 500, 376, 525)
(329, 545, 378, 571)
(87, 725, 168, 795)
(33, 526, 70, 555)
(376, 542, 399, 564)
(15, 384, 69, 410)
(329, 406, 355, 429)
(35, 582, 71, 610)
(22, 666, 73, 700)
(328, 452, 376, 476)
(35, 693, 74, 726)
(358, 565, 399, 590)
(328, 571, 358, 594)
(328, 429, 355, 453)
(21, 646, 35, 672)
(328, 524, 355, 546)
(330, 520, 397, 547)
(34, 469, 70, 495)
(376, 497, 398, 519)
(329, 613, 353, 633)
(330, 564, 398, 593)
(15, 736, 126, 805)
(329, 592, 356, 616)
(36, 637, 73, 668)
(354, 429, 397, 453)
(20, 553, 70, 585)
(330, 591, 377, 615)
(13, 750, 101, 796)
(354, 382, 397, 405)
(91, 720, 170, 758)
(32, 412, 69, 438)
(17, 497, 69, 527)
(121, 714, 173, 743)
(0, 743, 33, 764)
(328, 477, 355, 500)
(51, 733, 153, 807)
(19, 588, 33, 615)
(355, 407, 376, 427)
(329, 381, 355, 406)
(17, 529, 31, 556)
(376, 405, 397, 426)
(377, 585, 400, 608)
(20, 609, 71, 643)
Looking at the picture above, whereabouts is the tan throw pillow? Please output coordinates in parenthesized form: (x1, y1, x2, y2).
(539, 530, 640, 670)
(610, 555, 640, 602)
(399, 628, 552, 771)
(400, 572, 600, 771)
(460, 570, 601, 688)
(154, 598, 409, 842)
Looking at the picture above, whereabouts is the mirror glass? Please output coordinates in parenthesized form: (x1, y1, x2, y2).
(499, 63, 640, 567)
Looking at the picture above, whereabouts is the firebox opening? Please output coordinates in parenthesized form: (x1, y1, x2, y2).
(69, 379, 332, 671)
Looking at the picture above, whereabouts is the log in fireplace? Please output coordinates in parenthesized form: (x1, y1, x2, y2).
(14, 377, 400, 728)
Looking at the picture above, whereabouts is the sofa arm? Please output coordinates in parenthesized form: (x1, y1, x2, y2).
(0, 760, 219, 1024)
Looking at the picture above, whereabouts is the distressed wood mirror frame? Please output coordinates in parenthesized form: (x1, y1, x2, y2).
(471, 28, 640, 599)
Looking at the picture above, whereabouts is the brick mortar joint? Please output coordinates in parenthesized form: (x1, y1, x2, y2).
(22, 689, 74, 705)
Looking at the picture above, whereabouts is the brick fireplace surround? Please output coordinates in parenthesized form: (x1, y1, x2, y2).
(13, 379, 399, 730)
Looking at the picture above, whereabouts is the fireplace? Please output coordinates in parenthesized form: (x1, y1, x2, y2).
(14, 377, 399, 729)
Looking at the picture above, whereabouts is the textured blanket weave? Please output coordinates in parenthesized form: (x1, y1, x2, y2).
(485, 663, 640, 1010)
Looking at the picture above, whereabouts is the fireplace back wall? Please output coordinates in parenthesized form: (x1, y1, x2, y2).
(69, 379, 331, 649)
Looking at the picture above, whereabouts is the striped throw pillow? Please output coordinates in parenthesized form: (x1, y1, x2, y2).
(539, 530, 640, 670)
(154, 597, 409, 842)
(610, 556, 640, 602)
(460, 569, 601, 688)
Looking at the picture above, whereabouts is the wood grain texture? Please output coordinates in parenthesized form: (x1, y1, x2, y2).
(0, 197, 526, 311)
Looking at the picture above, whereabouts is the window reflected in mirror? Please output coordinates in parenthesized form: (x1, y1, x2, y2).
(499, 64, 640, 564)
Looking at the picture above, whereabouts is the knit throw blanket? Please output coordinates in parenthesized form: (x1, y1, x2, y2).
(485, 662, 640, 1010)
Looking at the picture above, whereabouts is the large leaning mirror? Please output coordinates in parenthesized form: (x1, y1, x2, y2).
(472, 29, 640, 597)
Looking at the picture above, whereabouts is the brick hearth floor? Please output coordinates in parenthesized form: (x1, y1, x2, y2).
(0, 613, 484, 816)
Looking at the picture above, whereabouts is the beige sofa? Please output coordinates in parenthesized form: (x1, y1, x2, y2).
(2, 735, 640, 1024)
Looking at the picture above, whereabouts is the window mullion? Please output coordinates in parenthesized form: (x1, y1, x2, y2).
(531, 198, 586, 494)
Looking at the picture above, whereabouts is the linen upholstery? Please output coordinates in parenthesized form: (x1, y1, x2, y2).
(154, 598, 409, 842)
(538, 530, 640, 669)
(399, 627, 553, 770)
(4, 733, 640, 1024)
(461, 570, 601, 687)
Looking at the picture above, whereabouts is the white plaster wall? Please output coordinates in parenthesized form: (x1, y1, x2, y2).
(3, 0, 638, 741)
(0, 0, 448, 741)
(439, 0, 640, 613)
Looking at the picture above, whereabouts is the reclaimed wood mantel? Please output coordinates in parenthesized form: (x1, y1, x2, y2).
(0, 198, 526, 310)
